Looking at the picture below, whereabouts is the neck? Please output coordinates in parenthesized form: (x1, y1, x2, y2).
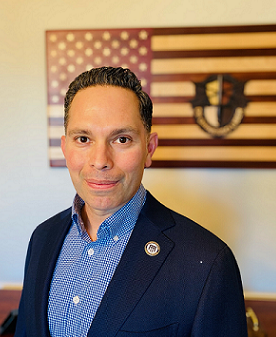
(81, 204, 113, 241)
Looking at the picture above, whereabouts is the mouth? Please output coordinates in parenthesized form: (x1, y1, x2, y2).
(85, 179, 119, 190)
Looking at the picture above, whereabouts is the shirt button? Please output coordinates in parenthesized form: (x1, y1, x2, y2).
(113, 235, 119, 242)
(88, 248, 94, 256)
(73, 296, 80, 304)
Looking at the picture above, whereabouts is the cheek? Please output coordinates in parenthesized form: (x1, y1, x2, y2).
(65, 149, 85, 172)
(118, 150, 146, 175)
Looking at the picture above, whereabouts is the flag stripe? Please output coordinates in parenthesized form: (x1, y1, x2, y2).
(151, 125, 276, 139)
(153, 49, 276, 59)
(153, 102, 276, 117)
(151, 80, 276, 97)
(153, 146, 276, 161)
(151, 56, 276, 74)
(151, 32, 276, 51)
(152, 72, 276, 82)
(152, 25, 276, 35)
(150, 160, 276, 169)
(152, 95, 276, 103)
(157, 139, 276, 146)
(152, 117, 276, 125)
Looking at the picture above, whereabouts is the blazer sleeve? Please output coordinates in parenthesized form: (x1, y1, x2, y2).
(190, 245, 248, 337)
(14, 235, 33, 337)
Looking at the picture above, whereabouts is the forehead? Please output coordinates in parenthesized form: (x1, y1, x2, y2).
(67, 85, 143, 129)
(71, 85, 139, 111)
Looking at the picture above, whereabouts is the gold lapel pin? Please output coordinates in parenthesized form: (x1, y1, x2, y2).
(145, 241, 160, 256)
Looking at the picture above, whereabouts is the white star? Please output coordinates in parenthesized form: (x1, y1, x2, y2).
(51, 66, 57, 73)
(94, 57, 102, 65)
(86, 64, 93, 71)
(85, 32, 93, 41)
(103, 48, 111, 57)
(129, 39, 138, 49)
(139, 46, 148, 55)
(85, 48, 93, 57)
(60, 88, 67, 97)
(67, 50, 75, 57)
(139, 30, 148, 40)
(59, 73, 67, 81)
(139, 63, 147, 71)
(58, 42, 66, 50)
(121, 48, 129, 56)
(94, 41, 102, 49)
(67, 64, 75, 73)
(112, 40, 120, 49)
(51, 80, 59, 88)
(140, 78, 147, 87)
(103, 31, 111, 40)
(75, 41, 84, 49)
(51, 95, 59, 103)
(49, 34, 57, 42)
(58, 57, 66, 65)
(66, 33, 75, 42)
(121, 31, 129, 40)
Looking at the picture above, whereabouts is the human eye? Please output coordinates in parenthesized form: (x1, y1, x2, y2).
(114, 136, 131, 144)
(76, 136, 90, 144)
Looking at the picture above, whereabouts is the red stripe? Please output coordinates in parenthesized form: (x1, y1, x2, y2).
(157, 139, 276, 146)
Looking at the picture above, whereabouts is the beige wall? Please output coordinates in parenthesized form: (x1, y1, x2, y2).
(0, 0, 275, 296)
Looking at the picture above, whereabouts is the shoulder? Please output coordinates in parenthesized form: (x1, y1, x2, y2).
(31, 207, 72, 240)
(143, 192, 228, 257)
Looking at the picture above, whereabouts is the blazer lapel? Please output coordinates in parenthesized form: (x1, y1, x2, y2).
(88, 193, 175, 337)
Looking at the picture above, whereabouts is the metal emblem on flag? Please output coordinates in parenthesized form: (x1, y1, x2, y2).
(145, 241, 160, 256)
(191, 75, 248, 138)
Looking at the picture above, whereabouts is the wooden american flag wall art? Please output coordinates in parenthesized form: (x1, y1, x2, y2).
(46, 25, 276, 168)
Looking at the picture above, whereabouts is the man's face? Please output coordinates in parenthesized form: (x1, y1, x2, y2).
(61, 85, 158, 219)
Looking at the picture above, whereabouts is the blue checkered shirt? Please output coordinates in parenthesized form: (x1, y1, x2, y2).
(48, 185, 146, 337)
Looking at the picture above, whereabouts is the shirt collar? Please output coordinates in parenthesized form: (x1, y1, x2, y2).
(72, 184, 147, 241)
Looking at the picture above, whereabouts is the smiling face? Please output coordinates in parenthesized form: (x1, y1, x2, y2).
(61, 85, 158, 222)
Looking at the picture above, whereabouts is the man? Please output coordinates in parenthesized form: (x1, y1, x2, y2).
(15, 67, 248, 336)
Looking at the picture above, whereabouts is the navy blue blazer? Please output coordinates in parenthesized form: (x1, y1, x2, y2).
(15, 192, 248, 337)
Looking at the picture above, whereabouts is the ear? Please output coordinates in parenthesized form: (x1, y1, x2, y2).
(145, 132, 158, 168)
(61, 135, 66, 158)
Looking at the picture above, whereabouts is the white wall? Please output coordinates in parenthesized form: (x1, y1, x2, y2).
(0, 0, 276, 296)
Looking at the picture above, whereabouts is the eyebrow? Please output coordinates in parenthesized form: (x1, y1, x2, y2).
(67, 127, 140, 138)
(67, 129, 92, 137)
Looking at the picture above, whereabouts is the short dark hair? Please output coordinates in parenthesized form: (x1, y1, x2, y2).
(64, 66, 153, 133)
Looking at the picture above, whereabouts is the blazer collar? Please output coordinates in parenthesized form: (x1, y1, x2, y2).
(88, 192, 175, 337)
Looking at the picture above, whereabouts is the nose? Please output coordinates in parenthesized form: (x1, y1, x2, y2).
(88, 142, 112, 170)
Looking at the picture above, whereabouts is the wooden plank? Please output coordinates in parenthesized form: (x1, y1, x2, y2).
(151, 80, 276, 97)
(152, 102, 276, 117)
(153, 146, 276, 161)
(152, 72, 276, 82)
(152, 56, 276, 74)
(151, 124, 276, 139)
(150, 160, 276, 168)
(153, 49, 276, 59)
(153, 25, 276, 35)
(152, 117, 276, 125)
(152, 32, 276, 51)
